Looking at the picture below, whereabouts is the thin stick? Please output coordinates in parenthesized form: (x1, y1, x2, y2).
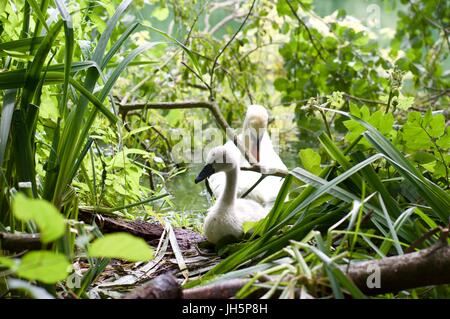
(209, 0, 257, 97)
(285, 0, 325, 62)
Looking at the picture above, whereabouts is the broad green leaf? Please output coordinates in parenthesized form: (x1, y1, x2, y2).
(88, 233, 154, 262)
(436, 128, 450, 149)
(16, 251, 71, 284)
(428, 114, 445, 138)
(12, 193, 65, 243)
(274, 78, 289, 91)
(402, 124, 430, 150)
(299, 148, 321, 175)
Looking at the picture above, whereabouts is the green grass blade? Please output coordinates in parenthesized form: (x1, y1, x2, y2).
(26, 0, 50, 32)
(67, 77, 117, 124)
(378, 194, 403, 255)
(318, 105, 450, 223)
(92, 0, 133, 64)
(11, 110, 37, 197)
(54, 0, 74, 118)
(351, 151, 402, 218)
(101, 22, 140, 69)
(0, 89, 17, 166)
(297, 241, 367, 299)
(0, 37, 44, 55)
(252, 174, 293, 237)
(19, 20, 63, 111)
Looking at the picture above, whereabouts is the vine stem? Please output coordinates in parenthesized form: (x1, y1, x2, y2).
(209, 0, 257, 99)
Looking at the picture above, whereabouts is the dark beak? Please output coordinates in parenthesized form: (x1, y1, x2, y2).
(195, 164, 215, 184)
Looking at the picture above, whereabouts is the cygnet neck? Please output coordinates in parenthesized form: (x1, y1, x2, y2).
(243, 128, 263, 164)
(217, 165, 238, 208)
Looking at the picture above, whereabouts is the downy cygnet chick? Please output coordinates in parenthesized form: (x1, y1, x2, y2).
(195, 145, 268, 244)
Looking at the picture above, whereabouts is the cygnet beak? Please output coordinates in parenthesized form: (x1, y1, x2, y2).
(195, 164, 215, 184)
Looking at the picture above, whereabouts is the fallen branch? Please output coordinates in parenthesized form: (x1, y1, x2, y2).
(183, 279, 252, 299)
(123, 273, 181, 299)
(125, 243, 450, 298)
(0, 232, 42, 252)
(344, 243, 450, 295)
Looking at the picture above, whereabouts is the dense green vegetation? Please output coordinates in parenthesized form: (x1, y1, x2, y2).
(0, 0, 449, 299)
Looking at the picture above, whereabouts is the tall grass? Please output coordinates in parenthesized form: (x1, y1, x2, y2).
(0, 0, 154, 224)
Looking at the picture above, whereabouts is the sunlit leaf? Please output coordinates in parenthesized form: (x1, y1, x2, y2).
(12, 193, 65, 243)
(16, 251, 71, 284)
(88, 233, 154, 262)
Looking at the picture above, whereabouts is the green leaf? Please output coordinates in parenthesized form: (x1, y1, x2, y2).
(402, 123, 431, 150)
(0, 256, 16, 269)
(54, 0, 74, 117)
(12, 193, 65, 243)
(436, 128, 450, 149)
(299, 148, 321, 175)
(242, 221, 257, 233)
(20, 20, 63, 111)
(0, 37, 44, 55)
(88, 233, 154, 262)
(274, 78, 289, 91)
(26, 0, 50, 32)
(428, 114, 445, 138)
(395, 94, 414, 111)
(152, 7, 169, 21)
(16, 251, 71, 284)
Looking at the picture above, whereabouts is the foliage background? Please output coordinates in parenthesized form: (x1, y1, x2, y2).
(0, 0, 449, 298)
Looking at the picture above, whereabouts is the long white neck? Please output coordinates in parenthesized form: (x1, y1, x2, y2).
(217, 166, 238, 208)
(243, 128, 262, 164)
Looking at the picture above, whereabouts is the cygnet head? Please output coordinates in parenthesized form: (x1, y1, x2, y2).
(243, 104, 269, 138)
(195, 145, 239, 184)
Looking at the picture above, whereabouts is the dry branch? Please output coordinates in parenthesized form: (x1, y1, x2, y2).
(344, 243, 450, 295)
(182, 279, 253, 299)
(0, 232, 42, 252)
(123, 274, 181, 299)
(124, 243, 450, 298)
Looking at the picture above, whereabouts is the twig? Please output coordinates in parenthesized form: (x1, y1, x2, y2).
(123, 274, 181, 299)
(181, 61, 211, 91)
(240, 166, 288, 177)
(182, 0, 208, 61)
(285, 0, 326, 62)
(343, 93, 387, 105)
(240, 175, 265, 198)
(209, 0, 257, 98)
